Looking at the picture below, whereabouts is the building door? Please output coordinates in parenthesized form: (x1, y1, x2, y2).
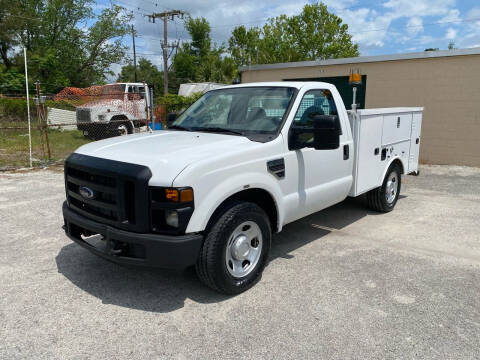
(285, 75, 367, 110)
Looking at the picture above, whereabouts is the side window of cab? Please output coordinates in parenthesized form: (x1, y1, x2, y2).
(290, 89, 341, 147)
(293, 89, 338, 125)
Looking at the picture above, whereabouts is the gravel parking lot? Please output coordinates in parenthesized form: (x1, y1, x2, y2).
(1, 165, 480, 359)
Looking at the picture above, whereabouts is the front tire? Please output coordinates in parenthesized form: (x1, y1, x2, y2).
(115, 122, 133, 136)
(367, 163, 402, 212)
(196, 201, 271, 294)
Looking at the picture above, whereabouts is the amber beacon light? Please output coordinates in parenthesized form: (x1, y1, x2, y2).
(349, 69, 363, 112)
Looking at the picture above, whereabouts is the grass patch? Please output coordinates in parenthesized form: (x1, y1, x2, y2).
(0, 120, 91, 168)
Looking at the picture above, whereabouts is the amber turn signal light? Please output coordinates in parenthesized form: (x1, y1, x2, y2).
(165, 188, 193, 203)
(180, 188, 194, 203)
(165, 189, 179, 202)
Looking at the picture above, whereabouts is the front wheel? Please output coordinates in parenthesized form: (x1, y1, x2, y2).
(367, 164, 402, 212)
(196, 201, 271, 294)
(115, 122, 133, 136)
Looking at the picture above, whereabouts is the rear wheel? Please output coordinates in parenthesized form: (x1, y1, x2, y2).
(196, 201, 271, 294)
(367, 163, 402, 212)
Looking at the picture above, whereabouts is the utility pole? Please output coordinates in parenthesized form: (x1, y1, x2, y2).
(147, 10, 184, 94)
(131, 25, 137, 82)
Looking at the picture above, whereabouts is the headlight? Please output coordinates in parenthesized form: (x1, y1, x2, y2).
(165, 210, 179, 228)
(98, 114, 106, 121)
(150, 187, 194, 234)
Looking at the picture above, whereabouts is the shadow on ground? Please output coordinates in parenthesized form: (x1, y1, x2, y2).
(56, 195, 391, 313)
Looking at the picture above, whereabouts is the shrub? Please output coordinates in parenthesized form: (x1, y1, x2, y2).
(156, 92, 203, 114)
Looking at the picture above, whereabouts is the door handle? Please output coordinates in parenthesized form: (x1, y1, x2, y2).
(416, 138, 420, 144)
(343, 144, 349, 160)
(381, 148, 387, 161)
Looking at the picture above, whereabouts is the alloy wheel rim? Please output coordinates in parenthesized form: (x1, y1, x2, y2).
(225, 221, 263, 278)
(118, 124, 128, 136)
(385, 172, 398, 204)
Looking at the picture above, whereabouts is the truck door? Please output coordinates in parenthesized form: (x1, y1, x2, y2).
(284, 89, 353, 221)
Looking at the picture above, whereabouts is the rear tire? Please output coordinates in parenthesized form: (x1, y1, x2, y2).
(367, 163, 402, 212)
(196, 201, 271, 294)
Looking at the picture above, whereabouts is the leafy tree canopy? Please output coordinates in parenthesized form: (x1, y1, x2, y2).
(117, 58, 164, 95)
(0, 0, 132, 93)
(172, 16, 236, 86)
(228, 2, 359, 66)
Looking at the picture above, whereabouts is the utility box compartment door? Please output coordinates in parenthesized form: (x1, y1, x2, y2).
(353, 114, 384, 195)
(408, 112, 423, 173)
(382, 113, 413, 146)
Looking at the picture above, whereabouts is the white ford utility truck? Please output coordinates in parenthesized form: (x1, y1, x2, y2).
(76, 82, 153, 139)
(62, 82, 422, 294)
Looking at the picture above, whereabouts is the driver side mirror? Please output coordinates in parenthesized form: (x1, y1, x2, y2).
(289, 114, 341, 151)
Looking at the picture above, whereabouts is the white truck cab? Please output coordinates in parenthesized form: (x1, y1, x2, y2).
(63, 82, 422, 294)
(76, 82, 153, 139)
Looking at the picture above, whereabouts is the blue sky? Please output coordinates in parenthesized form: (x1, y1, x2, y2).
(94, 0, 480, 74)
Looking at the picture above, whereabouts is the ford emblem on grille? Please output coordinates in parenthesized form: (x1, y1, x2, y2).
(79, 186, 95, 200)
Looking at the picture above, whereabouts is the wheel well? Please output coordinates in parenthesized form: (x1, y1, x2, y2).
(391, 158, 405, 174)
(111, 115, 128, 121)
(206, 188, 279, 233)
(111, 115, 130, 125)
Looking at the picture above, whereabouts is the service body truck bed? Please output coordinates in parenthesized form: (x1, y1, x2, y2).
(349, 108, 423, 196)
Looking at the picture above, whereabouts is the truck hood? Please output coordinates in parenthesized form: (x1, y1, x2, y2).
(75, 130, 258, 186)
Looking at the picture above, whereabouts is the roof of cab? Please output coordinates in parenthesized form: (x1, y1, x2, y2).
(105, 82, 146, 86)
(219, 81, 332, 90)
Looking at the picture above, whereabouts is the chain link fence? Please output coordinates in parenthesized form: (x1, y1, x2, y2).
(0, 83, 161, 170)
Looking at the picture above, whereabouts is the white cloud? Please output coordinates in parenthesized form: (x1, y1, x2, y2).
(439, 9, 461, 24)
(336, 0, 457, 52)
(407, 17, 423, 36)
(338, 8, 393, 49)
(457, 7, 480, 48)
(445, 27, 456, 40)
(382, 0, 454, 18)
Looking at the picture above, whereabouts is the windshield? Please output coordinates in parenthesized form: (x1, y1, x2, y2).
(101, 84, 126, 100)
(172, 87, 296, 139)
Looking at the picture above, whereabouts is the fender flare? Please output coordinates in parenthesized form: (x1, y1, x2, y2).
(185, 173, 284, 233)
(381, 156, 407, 183)
(107, 114, 135, 131)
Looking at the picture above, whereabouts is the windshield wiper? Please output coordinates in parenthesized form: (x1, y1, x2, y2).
(168, 125, 191, 131)
(192, 127, 245, 136)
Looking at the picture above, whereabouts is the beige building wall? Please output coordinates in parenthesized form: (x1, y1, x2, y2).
(241, 54, 480, 167)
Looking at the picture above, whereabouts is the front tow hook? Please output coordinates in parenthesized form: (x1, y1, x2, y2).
(109, 241, 128, 256)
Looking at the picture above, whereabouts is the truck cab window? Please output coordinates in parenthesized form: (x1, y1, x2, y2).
(292, 89, 340, 145)
(294, 89, 338, 124)
(137, 86, 146, 100)
(172, 87, 295, 140)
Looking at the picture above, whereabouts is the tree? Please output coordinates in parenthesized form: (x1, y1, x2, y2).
(0, 0, 132, 93)
(117, 58, 163, 94)
(228, 26, 261, 66)
(228, 2, 359, 66)
(172, 17, 236, 87)
(0, 0, 21, 70)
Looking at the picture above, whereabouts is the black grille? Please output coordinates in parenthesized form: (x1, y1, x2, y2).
(76, 108, 92, 123)
(65, 153, 152, 232)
